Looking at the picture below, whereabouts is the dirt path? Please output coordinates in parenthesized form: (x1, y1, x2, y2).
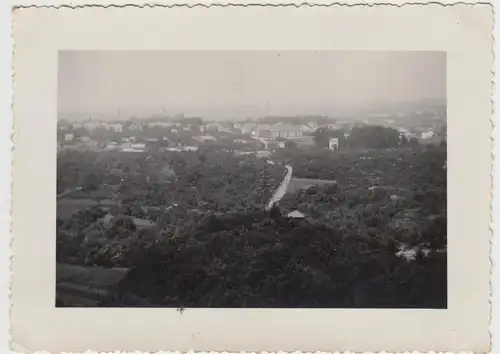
(266, 165, 293, 210)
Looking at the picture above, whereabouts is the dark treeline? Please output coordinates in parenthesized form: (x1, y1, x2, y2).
(57, 145, 446, 308)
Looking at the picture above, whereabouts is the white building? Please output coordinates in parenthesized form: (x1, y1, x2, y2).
(194, 135, 217, 143)
(255, 150, 272, 158)
(398, 128, 412, 139)
(128, 123, 143, 131)
(329, 138, 339, 150)
(241, 123, 257, 134)
(109, 123, 123, 133)
(105, 142, 120, 150)
(121, 142, 146, 152)
(262, 140, 285, 149)
(233, 138, 249, 144)
(147, 121, 174, 128)
(64, 133, 74, 141)
(299, 124, 315, 133)
(255, 124, 303, 139)
(131, 143, 146, 149)
(421, 131, 435, 139)
(287, 210, 306, 218)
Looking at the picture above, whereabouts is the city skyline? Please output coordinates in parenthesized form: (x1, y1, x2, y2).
(58, 51, 446, 121)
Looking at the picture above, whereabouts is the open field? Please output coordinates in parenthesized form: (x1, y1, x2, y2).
(288, 177, 337, 194)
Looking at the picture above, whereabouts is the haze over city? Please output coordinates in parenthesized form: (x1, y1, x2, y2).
(56, 49, 447, 309)
(58, 51, 446, 121)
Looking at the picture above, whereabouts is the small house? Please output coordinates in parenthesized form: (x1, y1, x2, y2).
(287, 210, 306, 219)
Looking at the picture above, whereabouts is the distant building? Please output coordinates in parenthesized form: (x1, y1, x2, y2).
(121, 142, 146, 152)
(109, 123, 123, 133)
(287, 210, 306, 218)
(307, 122, 319, 130)
(205, 122, 223, 132)
(255, 150, 272, 158)
(263, 140, 285, 150)
(147, 121, 174, 128)
(234, 151, 254, 157)
(105, 142, 120, 150)
(64, 133, 74, 141)
(294, 136, 316, 149)
(240, 123, 257, 134)
(233, 150, 271, 158)
(398, 128, 412, 139)
(233, 138, 250, 144)
(299, 124, 315, 133)
(193, 135, 217, 143)
(329, 138, 339, 150)
(128, 123, 143, 131)
(131, 143, 146, 149)
(255, 124, 303, 139)
(421, 131, 434, 139)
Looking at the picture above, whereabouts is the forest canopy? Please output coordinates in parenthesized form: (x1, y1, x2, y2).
(57, 145, 447, 308)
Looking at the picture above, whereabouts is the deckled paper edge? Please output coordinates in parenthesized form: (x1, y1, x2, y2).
(6, 2, 496, 354)
(5, 352, 484, 354)
(489, 1, 496, 353)
(3, 0, 13, 354)
(6, 0, 497, 8)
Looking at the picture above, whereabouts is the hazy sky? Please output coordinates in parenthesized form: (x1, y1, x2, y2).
(58, 51, 446, 120)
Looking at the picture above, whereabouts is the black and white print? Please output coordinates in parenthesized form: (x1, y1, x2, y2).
(56, 51, 447, 308)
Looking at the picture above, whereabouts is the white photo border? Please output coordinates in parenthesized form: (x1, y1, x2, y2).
(9, 3, 494, 353)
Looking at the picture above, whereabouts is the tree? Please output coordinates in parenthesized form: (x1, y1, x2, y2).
(159, 165, 176, 181)
(284, 140, 298, 150)
(269, 205, 282, 218)
(348, 125, 400, 149)
(409, 137, 420, 148)
(73, 127, 90, 138)
(82, 172, 100, 192)
(313, 128, 345, 148)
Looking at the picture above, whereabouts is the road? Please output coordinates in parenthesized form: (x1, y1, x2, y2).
(265, 165, 338, 210)
(266, 165, 293, 210)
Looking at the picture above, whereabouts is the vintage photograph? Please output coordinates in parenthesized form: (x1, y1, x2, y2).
(55, 50, 447, 308)
(11, 4, 493, 352)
